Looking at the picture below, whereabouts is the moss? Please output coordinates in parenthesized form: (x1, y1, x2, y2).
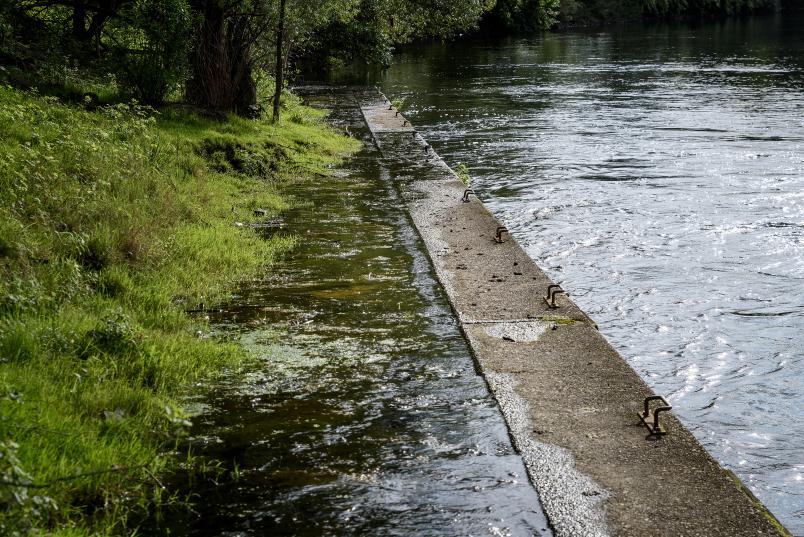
(723, 470, 792, 536)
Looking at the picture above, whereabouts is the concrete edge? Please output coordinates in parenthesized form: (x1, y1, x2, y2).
(353, 89, 790, 537)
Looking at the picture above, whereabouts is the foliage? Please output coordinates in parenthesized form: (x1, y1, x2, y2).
(484, 0, 561, 31)
(301, 1, 394, 67)
(108, 0, 193, 104)
(0, 85, 358, 534)
(1, 0, 191, 104)
(0, 0, 788, 108)
(301, 0, 497, 68)
(642, 0, 777, 17)
(554, 0, 778, 25)
(479, 0, 779, 30)
(455, 162, 471, 186)
(0, 440, 58, 536)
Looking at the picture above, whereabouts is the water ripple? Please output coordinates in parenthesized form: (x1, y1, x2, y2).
(383, 14, 804, 535)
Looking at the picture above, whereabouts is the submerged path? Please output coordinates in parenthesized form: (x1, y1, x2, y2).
(155, 89, 552, 535)
(351, 87, 789, 537)
(148, 87, 788, 537)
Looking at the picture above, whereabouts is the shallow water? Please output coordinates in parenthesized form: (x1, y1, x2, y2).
(150, 94, 551, 536)
(379, 14, 804, 534)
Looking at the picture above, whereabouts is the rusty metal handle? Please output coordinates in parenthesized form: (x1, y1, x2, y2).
(546, 284, 562, 296)
(652, 406, 672, 433)
(642, 395, 668, 417)
(544, 284, 565, 308)
(461, 189, 475, 203)
(641, 395, 672, 435)
(495, 226, 508, 243)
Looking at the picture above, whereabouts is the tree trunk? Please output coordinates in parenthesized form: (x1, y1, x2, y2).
(186, 2, 233, 110)
(72, 3, 88, 41)
(186, 1, 258, 114)
(272, 0, 287, 123)
(229, 15, 259, 116)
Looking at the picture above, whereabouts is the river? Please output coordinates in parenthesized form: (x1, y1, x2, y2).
(379, 13, 804, 534)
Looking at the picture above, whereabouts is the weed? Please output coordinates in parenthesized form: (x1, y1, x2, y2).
(455, 162, 471, 186)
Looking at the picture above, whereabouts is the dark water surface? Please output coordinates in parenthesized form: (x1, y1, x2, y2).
(378, 14, 804, 534)
(157, 97, 551, 536)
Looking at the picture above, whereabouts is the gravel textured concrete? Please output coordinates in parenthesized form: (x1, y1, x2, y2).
(350, 91, 788, 537)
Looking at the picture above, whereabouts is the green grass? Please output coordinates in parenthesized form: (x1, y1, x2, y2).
(0, 85, 358, 535)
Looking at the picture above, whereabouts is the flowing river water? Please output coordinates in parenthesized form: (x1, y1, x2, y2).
(150, 95, 552, 536)
(377, 13, 804, 534)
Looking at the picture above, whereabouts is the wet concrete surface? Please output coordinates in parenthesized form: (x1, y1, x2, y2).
(347, 88, 789, 536)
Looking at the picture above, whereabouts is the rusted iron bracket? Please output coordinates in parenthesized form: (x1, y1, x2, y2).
(494, 226, 509, 243)
(639, 396, 672, 436)
(461, 189, 476, 203)
(543, 284, 565, 308)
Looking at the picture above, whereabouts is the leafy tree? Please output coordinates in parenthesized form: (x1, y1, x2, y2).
(184, 0, 256, 114)
(383, 0, 497, 43)
(184, 0, 361, 115)
(270, 0, 361, 119)
(2, 0, 190, 104)
(108, 0, 192, 104)
(556, 0, 777, 25)
(483, 0, 560, 31)
(8, 1, 133, 54)
(187, 0, 494, 114)
(300, 0, 497, 70)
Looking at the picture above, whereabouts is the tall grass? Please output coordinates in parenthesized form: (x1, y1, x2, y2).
(0, 85, 358, 535)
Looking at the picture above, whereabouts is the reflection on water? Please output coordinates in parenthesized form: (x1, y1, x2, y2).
(380, 13, 804, 534)
(151, 97, 551, 536)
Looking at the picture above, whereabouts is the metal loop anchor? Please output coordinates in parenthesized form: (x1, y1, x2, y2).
(461, 189, 475, 203)
(639, 395, 672, 435)
(543, 284, 565, 308)
(395, 111, 399, 117)
(404, 120, 409, 127)
(494, 226, 508, 243)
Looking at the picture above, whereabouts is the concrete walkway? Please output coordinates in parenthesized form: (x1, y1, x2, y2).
(348, 87, 790, 537)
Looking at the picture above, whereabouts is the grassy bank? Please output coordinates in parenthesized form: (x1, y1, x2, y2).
(0, 85, 358, 535)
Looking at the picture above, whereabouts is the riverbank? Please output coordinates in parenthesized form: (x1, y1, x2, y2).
(0, 86, 356, 535)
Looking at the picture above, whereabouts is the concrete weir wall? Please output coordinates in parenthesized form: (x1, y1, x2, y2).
(356, 90, 789, 537)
